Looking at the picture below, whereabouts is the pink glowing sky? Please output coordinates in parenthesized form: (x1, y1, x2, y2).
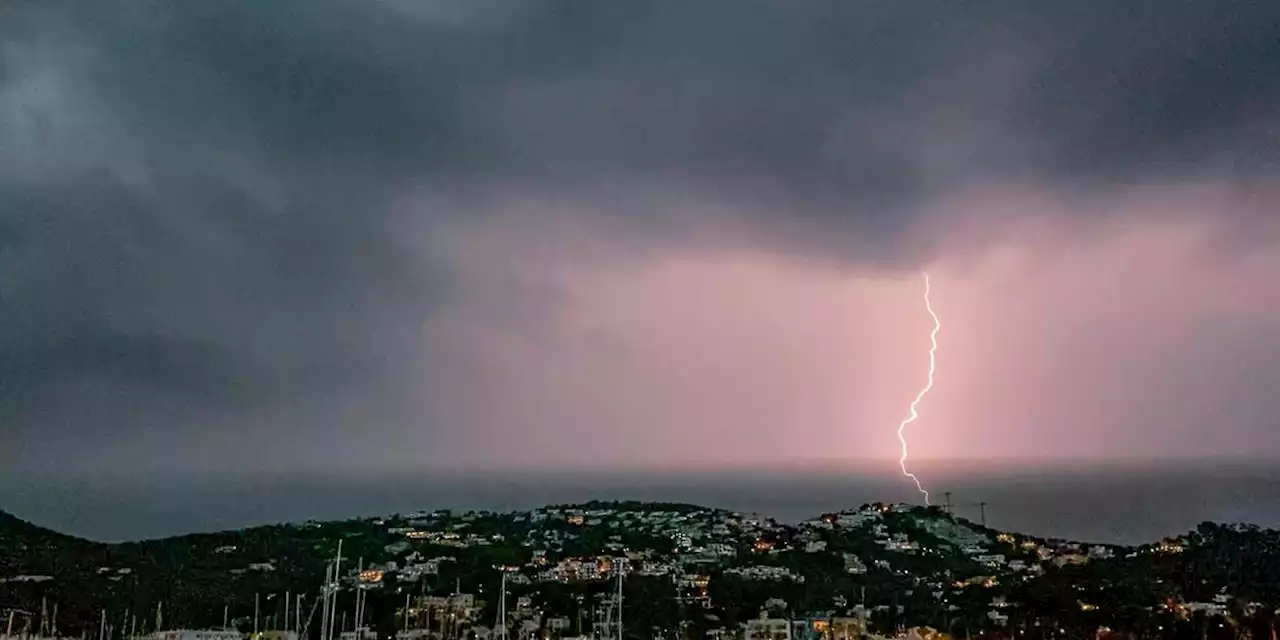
(392, 186, 1280, 471)
(3, 1, 1279, 481)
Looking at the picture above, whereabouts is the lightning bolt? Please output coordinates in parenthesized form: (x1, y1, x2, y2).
(897, 272, 940, 505)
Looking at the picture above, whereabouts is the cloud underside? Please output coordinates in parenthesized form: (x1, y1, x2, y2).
(1, 0, 1278, 475)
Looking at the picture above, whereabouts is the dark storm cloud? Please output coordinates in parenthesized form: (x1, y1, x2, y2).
(1, 0, 1277, 474)
(29, 1, 1276, 188)
(1016, 1, 1280, 182)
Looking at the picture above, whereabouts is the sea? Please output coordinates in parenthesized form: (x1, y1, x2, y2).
(4, 459, 1279, 544)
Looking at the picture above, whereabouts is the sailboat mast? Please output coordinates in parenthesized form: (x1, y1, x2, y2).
(616, 568, 623, 640)
(355, 559, 365, 636)
(494, 571, 507, 640)
(327, 541, 343, 640)
(320, 563, 333, 640)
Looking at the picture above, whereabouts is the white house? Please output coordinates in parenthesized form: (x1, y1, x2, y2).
(148, 630, 243, 640)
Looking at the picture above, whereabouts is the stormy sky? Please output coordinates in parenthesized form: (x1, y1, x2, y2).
(3, 0, 1280, 488)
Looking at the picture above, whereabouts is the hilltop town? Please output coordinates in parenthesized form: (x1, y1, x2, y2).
(2, 501, 1278, 640)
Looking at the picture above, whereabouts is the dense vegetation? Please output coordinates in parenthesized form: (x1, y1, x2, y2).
(2, 503, 1278, 640)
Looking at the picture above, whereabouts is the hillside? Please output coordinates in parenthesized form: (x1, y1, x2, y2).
(0, 508, 104, 573)
(1, 502, 1277, 640)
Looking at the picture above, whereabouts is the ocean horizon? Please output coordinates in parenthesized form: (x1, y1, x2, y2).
(5, 458, 1278, 545)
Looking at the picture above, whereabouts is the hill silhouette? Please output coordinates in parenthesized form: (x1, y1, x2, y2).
(0, 502, 1276, 639)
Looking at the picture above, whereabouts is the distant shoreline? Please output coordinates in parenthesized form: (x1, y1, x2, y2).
(5, 461, 1280, 544)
